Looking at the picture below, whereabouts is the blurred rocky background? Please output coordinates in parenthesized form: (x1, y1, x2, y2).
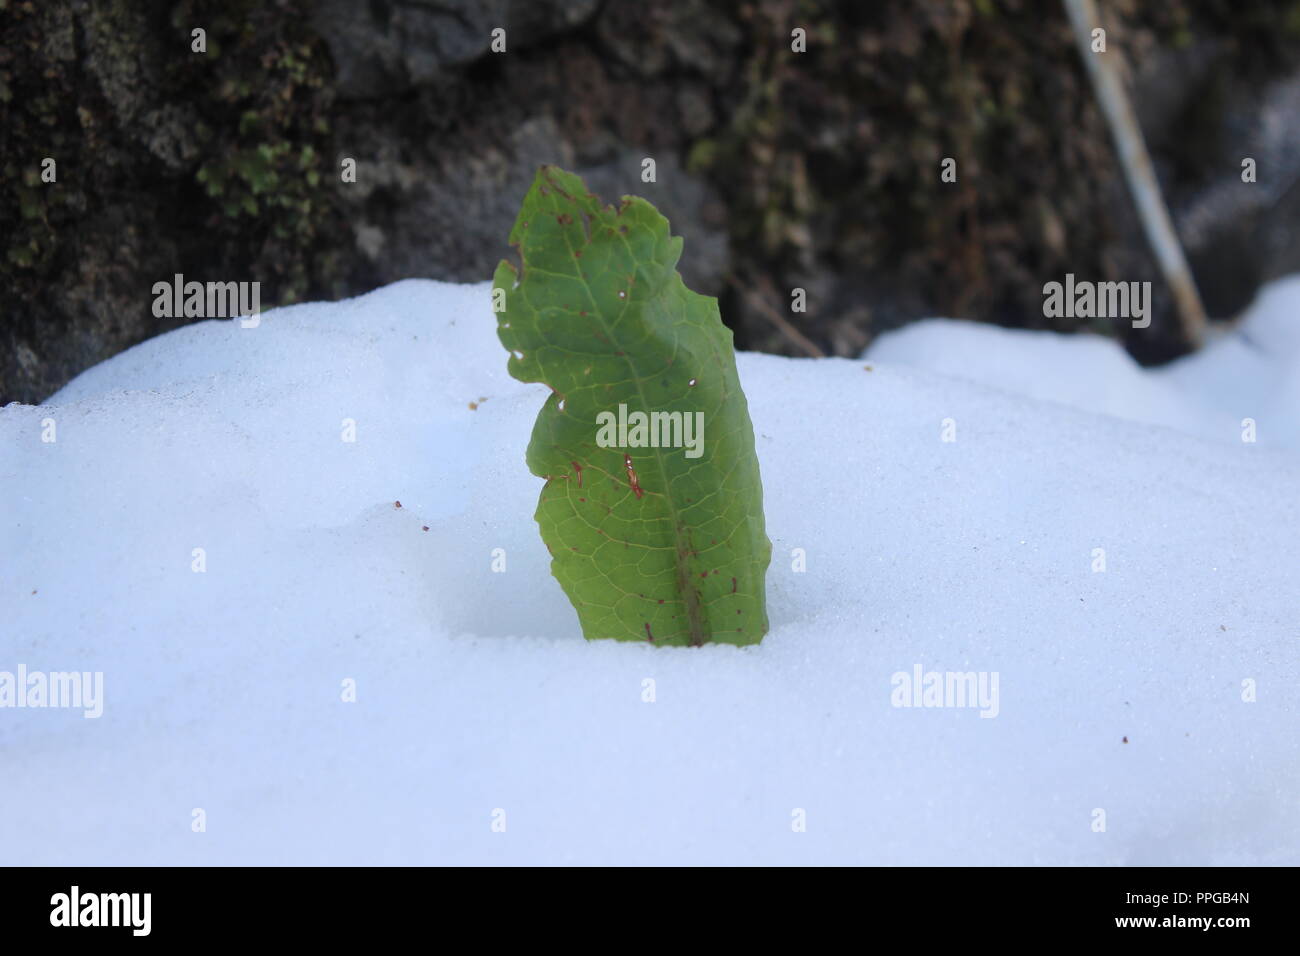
(4, 0, 1300, 403)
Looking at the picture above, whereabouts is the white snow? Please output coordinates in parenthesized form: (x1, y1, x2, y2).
(2, 277, 1297, 865)
(865, 276, 1300, 451)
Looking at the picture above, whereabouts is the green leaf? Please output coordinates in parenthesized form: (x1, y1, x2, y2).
(492, 166, 772, 646)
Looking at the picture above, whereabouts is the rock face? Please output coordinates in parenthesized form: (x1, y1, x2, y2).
(312, 1, 603, 99)
(1171, 71, 1300, 319)
(311, 0, 504, 98)
(4, 0, 1300, 404)
(339, 116, 576, 285)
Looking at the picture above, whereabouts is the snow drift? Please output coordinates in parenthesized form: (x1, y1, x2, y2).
(1, 278, 1297, 865)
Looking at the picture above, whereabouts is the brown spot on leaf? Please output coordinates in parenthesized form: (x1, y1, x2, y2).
(624, 454, 644, 499)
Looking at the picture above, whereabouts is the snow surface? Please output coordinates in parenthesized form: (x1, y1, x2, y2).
(2, 278, 1297, 865)
(865, 276, 1300, 452)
